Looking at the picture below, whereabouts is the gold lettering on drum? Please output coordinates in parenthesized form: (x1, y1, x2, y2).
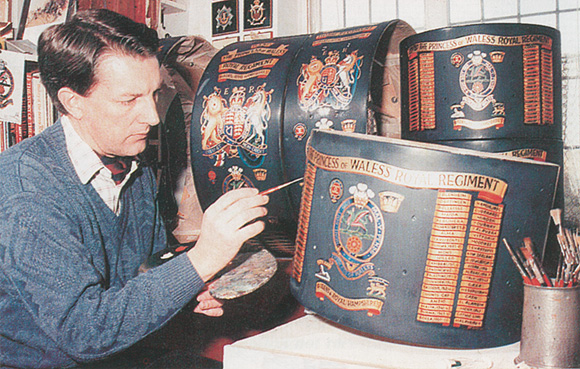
(315, 282, 383, 316)
(306, 147, 508, 203)
(417, 191, 471, 325)
(453, 200, 503, 328)
(407, 34, 553, 55)
(523, 43, 554, 126)
(419, 53, 436, 130)
(417, 192, 505, 329)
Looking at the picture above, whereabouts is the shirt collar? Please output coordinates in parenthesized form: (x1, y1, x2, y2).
(62, 116, 105, 184)
(62, 116, 139, 185)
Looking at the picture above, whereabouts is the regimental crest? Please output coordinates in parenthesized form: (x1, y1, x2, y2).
(0, 60, 15, 109)
(315, 183, 388, 316)
(249, 0, 265, 26)
(216, 5, 235, 31)
(450, 50, 505, 131)
(293, 122, 307, 140)
(327, 183, 385, 281)
(297, 49, 363, 112)
(329, 178, 344, 203)
(222, 166, 254, 192)
(200, 84, 273, 168)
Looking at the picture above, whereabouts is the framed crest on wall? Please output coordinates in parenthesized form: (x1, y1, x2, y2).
(243, 0, 271, 31)
(212, 0, 238, 36)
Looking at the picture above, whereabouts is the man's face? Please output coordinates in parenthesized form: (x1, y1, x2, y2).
(72, 53, 162, 157)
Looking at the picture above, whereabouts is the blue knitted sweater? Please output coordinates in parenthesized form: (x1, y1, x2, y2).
(0, 121, 204, 368)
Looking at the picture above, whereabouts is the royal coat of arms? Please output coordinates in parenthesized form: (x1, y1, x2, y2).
(200, 83, 273, 168)
(297, 49, 363, 112)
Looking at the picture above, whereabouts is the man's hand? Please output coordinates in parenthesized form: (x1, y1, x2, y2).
(187, 188, 268, 282)
(193, 289, 223, 317)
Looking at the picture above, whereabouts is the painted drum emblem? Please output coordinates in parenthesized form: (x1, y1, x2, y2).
(330, 183, 385, 278)
(293, 122, 307, 140)
(253, 168, 267, 181)
(222, 166, 254, 193)
(208, 170, 217, 184)
(297, 49, 364, 112)
(451, 52, 464, 68)
(341, 119, 356, 132)
(459, 51, 496, 105)
(200, 84, 273, 168)
(329, 178, 344, 203)
(450, 51, 505, 131)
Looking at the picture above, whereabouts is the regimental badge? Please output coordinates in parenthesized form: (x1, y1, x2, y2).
(208, 170, 217, 184)
(216, 5, 234, 31)
(244, 0, 271, 30)
(293, 123, 307, 140)
(249, 0, 265, 26)
(212, 0, 238, 36)
(200, 84, 273, 168)
(329, 179, 344, 203)
(0, 60, 15, 109)
(315, 117, 334, 130)
(450, 50, 505, 131)
(340, 119, 356, 132)
(315, 183, 388, 316)
(253, 168, 267, 181)
(297, 49, 364, 112)
(222, 166, 254, 193)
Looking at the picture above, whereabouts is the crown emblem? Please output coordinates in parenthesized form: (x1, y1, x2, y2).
(324, 50, 340, 65)
(253, 168, 267, 181)
(229, 87, 246, 107)
(490, 51, 505, 63)
(341, 119, 356, 132)
(228, 166, 244, 181)
(349, 183, 375, 209)
(378, 191, 405, 213)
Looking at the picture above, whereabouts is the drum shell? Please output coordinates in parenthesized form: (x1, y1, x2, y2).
(400, 23, 562, 142)
(189, 21, 415, 240)
(290, 129, 559, 348)
(282, 20, 416, 208)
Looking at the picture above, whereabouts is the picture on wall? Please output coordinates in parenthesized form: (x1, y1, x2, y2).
(19, 0, 71, 42)
(243, 0, 271, 30)
(0, 0, 10, 23)
(212, 0, 238, 36)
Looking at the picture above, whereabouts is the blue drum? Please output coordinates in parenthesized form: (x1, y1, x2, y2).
(189, 21, 415, 246)
(290, 129, 559, 348)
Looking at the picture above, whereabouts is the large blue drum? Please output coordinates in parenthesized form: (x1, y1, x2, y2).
(189, 21, 415, 246)
(290, 129, 559, 348)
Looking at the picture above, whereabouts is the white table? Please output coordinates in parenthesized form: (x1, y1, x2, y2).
(224, 314, 523, 369)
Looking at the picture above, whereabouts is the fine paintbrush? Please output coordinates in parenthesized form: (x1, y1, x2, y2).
(259, 177, 304, 195)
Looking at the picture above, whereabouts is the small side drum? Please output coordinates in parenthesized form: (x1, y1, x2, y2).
(290, 129, 559, 349)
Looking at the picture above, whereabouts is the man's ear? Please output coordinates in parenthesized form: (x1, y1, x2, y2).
(57, 87, 84, 119)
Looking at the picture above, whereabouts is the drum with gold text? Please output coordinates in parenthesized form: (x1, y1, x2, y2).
(290, 129, 559, 348)
(189, 21, 415, 248)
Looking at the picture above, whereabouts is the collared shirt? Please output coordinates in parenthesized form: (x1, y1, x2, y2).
(61, 116, 138, 215)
